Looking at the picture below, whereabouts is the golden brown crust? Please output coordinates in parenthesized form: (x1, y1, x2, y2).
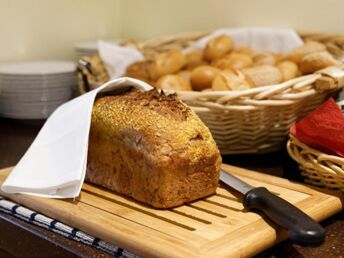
(185, 50, 205, 69)
(156, 74, 192, 91)
(86, 89, 221, 208)
(253, 52, 278, 66)
(151, 49, 186, 79)
(242, 65, 282, 86)
(212, 69, 254, 91)
(277, 60, 299, 81)
(204, 35, 233, 61)
(190, 65, 220, 91)
(212, 53, 253, 70)
(299, 51, 338, 75)
(286, 41, 326, 64)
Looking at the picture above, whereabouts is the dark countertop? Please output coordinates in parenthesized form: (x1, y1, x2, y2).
(0, 117, 343, 258)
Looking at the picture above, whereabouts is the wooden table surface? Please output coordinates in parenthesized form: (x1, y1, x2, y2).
(0, 117, 343, 258)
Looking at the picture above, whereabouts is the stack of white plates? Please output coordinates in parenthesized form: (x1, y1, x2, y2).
(0, 61, 76, 119)
(74, 40, 119, 60)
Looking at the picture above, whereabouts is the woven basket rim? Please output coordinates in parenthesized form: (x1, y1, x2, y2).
(289, 134, 344, 160)
(77, 29, 344, 110)
(288, 134, 344, 160)
(287, 134, 344, 190)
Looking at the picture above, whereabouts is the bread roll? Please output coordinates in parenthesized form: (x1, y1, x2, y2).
(277, 61, 299, 81)
(212, 53, 253, 70)
(156, 74, 192, 91)
(125, 60, 154, 82)
(204, 35, 233, 61)
(286, 41, 326, 64)
(242, 65, 283, 86)
(151, 49, 186, 80)
(176, 70, 192, 83)
(233, 47, 254, 56)
(185, 50, 204, 69)
(253, 52, 278, 66)
(299, 51, 338, 74)
(190, 65, 220, 91)
(87, 89, 222, 208)
(212, 69, 254, 91)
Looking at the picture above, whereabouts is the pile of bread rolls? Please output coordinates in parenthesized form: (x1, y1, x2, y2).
(125, 35, 339, 92)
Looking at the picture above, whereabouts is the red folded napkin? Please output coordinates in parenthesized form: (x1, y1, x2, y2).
(290, 98, 344, 157)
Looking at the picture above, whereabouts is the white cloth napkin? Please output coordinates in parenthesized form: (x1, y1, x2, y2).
(98, 40, 144, 79)
(190, 27, 303, 54)
(1, 77, 153, 198)
(99, 27, 303, 79)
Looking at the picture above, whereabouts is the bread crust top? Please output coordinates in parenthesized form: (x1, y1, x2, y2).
(91, 89, 219, 166)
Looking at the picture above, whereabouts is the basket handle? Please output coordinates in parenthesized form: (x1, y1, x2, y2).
(315, 66, 344, 92)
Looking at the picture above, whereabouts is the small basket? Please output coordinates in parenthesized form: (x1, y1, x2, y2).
(76, 31, 344, 154)
(287, 134, 344, 192)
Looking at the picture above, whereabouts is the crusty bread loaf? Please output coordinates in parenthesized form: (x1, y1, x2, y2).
(156, 74, 192, 91)
(190, 65, 220, 91)
(286, 41, 326, 64)
(211, 53, 253, 70)
(86, 89, 222, 209)
(212, 69, 254, 91)
(242, 65, 283, 86)
(277, 60, 299, 81)
(204, 35, 233, 61)
(299, 51, 338, 75)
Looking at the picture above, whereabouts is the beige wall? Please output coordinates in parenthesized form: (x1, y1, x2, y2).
(0, 0, 121, 62)
(1, 0, 343, 62)
(120, 0, 344, 40)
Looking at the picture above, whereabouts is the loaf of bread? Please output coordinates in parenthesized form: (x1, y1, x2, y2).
(212, 53, 253, 70)
(204, 35, 233, 61)
(212, 69, 254, 91)
(190, 65, 220, 91)
(156, 74, 192, 91)
(277, 60, 299, 81)
(286, 41, 326, 64)
(185, 50, 206, 70)
(86, 89, 222, 209)
(299, 51, 338, 75)
(253, 52, 278, 66)
(242, 65, 283, 86)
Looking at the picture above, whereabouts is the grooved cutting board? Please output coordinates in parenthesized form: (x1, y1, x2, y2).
(0, 164, 342, 258)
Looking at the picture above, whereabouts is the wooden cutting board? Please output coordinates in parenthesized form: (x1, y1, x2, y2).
(0, 164, 342, 258)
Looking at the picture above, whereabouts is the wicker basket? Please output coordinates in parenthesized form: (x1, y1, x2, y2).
(287, 135, 344, 192)
(76, 31, 344, 154)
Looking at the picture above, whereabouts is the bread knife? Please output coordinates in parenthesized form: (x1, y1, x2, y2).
(220, 170, 325, 246)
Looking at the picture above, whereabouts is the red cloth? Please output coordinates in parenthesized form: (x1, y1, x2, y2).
(290, 98, 344, 157)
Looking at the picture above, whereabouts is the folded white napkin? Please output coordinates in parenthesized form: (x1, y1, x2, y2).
(98, 40, 144, 78)
(1, 77, 153, 198)
(99, 27, 303, 79)
(190, 27, 303, 53)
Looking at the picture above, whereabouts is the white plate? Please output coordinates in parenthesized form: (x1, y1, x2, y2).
(0, 76, 76, 83)
(0, 111, 51, 119)
(0, 91, 72, 102)
(0, 106, 58, 119)
(0, 79, 76, 88)
(0, 86, 75, 94)
(0, 99, 67, 108)
(0, 61, 76, 75)
(0, 78, 76, 85)
(75, 50, 97, 54)
(0, 70, 75, 77)
(0, 101, 66, 119)
(74, 40, 119, 51)
(1, 86, 73, 94)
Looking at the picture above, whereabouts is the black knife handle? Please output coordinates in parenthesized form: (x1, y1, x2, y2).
(243, 187, 325, 246)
